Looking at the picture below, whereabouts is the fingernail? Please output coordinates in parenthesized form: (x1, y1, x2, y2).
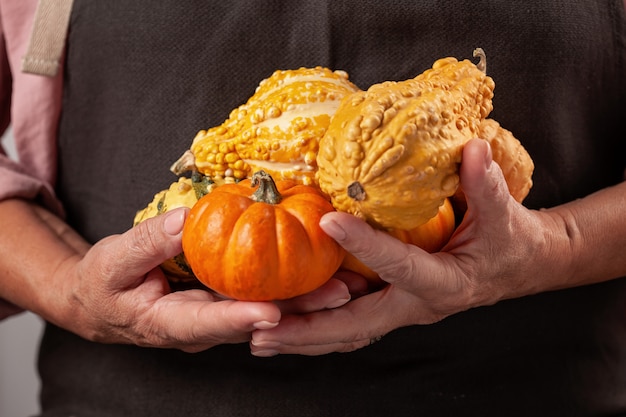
(319, 217, 347, 241)
(326, 297, 350, 309)
(484, 141, 493, 170)
(253, 320, 279, 330)
(252, 349, 279, 358)
(251, 339, 281, 349)
(163, 209, 186, 236)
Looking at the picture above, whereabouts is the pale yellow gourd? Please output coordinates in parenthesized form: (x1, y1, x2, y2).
(133, 173, 231, 282)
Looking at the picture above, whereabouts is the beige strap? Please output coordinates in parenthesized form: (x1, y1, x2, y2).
(21, 0, 74, 77)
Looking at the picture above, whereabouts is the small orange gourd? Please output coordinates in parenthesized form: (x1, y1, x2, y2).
(387, 197, 456, 252)
(341, 198, 455, 286)
(182, 170, 345, 301)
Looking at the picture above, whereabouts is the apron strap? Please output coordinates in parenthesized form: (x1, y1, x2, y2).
(21, 0, 74, 77)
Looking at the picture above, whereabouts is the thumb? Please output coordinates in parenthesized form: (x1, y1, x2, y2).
(320, 212, 422, 283)
(460, 138, 511, 215)
(96, 207, 189, 284)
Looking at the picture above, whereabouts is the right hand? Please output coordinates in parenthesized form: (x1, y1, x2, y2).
(55, 207, 352, 352)
(55, 208, 281, 352)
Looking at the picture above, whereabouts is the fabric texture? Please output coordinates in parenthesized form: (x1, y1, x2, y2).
(0, 0, 623, 415)
(35, 1, 626, 416)
(0, 0, 64, 216)
(0, 0, 65, 319)
(21, 0, 74, 76)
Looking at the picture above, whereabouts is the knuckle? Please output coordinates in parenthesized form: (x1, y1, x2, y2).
(128, 220, 163, 259)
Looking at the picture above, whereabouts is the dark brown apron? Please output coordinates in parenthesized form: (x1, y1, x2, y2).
(41, 1, 626, 415)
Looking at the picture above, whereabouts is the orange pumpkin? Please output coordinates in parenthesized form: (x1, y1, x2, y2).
(341, 198, 455, 286)
(182, 170, 345, 301)
(387, 197, 456, 252)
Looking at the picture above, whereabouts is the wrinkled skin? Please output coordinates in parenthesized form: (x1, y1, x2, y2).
(68, 210, 356, 353)
(3, 139, 625, 355)
(0, 201, 351, 353)
(250, 138, 626, 356)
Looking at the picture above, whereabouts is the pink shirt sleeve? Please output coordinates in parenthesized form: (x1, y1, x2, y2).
(0, 0, 65, 319)
(0, 0, 65, 217)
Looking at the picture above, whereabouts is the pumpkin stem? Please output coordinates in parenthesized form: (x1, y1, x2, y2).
(251, 170, 282, 204)
(473, 47, 487, 74)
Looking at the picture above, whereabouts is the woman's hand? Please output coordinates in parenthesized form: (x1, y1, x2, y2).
(1, 201, 351, 353)
(65, 207, 357, 352)
(250, 139, 575, 356)
(52, 208, 281, 352)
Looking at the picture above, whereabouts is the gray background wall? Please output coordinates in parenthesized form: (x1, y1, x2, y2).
(0, 128, 43, 417)
(0, 313, 42, 417)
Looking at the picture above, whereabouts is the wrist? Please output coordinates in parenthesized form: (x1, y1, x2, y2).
(0, 199, 89, 328)
(535, 183, 626, 291)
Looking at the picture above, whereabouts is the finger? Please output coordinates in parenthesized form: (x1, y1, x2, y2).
(320, 212, 430, 286)
(250, 310, 370, 357)
(332, 269, 370, 299)
(251, 288, 413, 356)
(252, 334, 372, 357)
(147, 294, 281, 352)
(274, 277, 351, 314)
(460, 139, 512, 217)
(95, 207, 189, 288)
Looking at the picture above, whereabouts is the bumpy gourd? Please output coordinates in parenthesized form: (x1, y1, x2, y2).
(450, 119, 535, 213)
(133, 173, 230, 281)
(477, 119, 534, 202)
(171, 67, 360, 185)
(316, 49, 495, 230)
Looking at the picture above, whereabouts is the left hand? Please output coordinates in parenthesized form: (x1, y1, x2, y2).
(251, 139, 551, 356)
(273, 269, 368, 315)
